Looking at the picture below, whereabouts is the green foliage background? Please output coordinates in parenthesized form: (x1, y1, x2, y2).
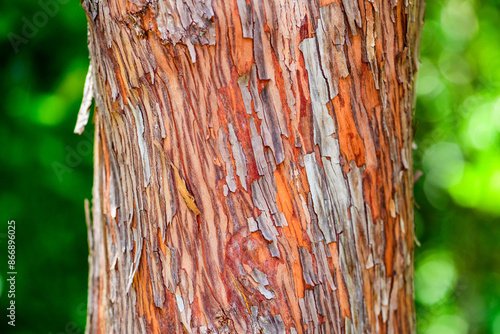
(0, 0, 499, 333)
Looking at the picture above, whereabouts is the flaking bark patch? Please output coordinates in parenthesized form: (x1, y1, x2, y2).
(170, 163, 201, 216)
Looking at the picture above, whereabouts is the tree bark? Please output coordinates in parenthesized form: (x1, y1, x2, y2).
(79, 0, 424, 333)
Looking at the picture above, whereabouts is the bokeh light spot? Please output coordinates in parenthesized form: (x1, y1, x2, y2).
(441, 0, 478, 44)
(423, 314, 468, 334)
(33, 94, 68, 126)
(423, 142, 465, 189)
(416, 251, 457, 306)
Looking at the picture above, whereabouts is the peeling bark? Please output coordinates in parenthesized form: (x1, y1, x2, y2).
(80, 0, 424, 333)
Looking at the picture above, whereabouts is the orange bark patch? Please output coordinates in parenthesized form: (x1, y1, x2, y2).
(332, 78, 366, 167)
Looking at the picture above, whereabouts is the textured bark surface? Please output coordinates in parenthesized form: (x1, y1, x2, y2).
(80, 0, 424, 333)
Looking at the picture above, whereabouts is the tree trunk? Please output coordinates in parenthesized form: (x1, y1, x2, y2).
(79, 0, 424, 332)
